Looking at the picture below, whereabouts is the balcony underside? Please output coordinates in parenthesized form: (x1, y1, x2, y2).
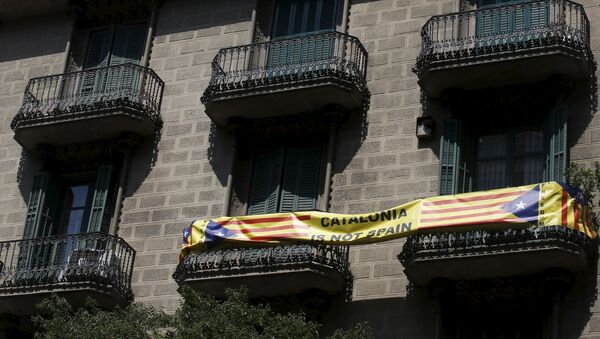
(400, 226, 595, 286)
(418, 46, 590, 97)
(180, 263, 346, 298)
(204, 76, 366, 126)
(0, 281, 128, 316)
(174, 244, 351, 298)
(13, 105, 158, 151)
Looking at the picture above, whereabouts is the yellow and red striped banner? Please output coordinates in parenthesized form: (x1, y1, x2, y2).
(180, 182, 595, 256)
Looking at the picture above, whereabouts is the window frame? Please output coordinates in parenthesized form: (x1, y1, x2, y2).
(245, 146, 325, 215)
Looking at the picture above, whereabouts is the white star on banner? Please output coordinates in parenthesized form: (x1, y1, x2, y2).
(515, 200, 526, 210)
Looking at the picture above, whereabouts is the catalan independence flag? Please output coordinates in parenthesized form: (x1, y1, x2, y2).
(418, 185, 540, 229)
(180, 181, 595, 257)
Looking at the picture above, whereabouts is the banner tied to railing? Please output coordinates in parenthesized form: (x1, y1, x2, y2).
(180, 181, 596, 257)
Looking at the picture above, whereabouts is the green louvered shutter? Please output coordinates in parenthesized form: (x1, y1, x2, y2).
(247, 149, 284, 215)
(106, 24, 147, 94)
(81, 28, 113, 95)
(20, 172, 61, 277)
(23, 172, 61, 239)
(268, 0, 294, 69)
(439, 120, 472, 195)
(457, 124, 474, 194)
(279, 147, 321, 212)
(87, 165, 113, 233)
(544, 106, 567, 182)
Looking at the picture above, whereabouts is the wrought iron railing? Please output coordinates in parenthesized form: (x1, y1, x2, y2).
(201, 31, 368, 102)
(414, 0, 590, 74)
(173, 243, 351, 285)
(12, 63, 164, 129)
(399, 226, 595, 265)
(0, 232, 135, 300)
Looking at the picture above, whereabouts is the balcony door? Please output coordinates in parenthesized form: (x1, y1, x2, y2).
(247, 147, 322, 215)
(18, 167, 115, 282)
(476, 0, 549, 47)
(80, 23, 146, 97)
(267, 0, 339, 71)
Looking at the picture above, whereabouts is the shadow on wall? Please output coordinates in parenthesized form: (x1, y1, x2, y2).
(561, 245, 598, 339)
(0, 14, 71, 63)
(320, 286, 436, 339)
(154, 0, 256, 38)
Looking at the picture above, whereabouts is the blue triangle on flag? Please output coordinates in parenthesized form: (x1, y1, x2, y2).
(204, 220, 237, 246)
(500, 185, 540, 224)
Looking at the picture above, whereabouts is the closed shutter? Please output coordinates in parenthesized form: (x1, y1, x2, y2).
(544, 106, 567, 182)
(106, 24, 147, 94)
(279, 147, 321, 212)
(439, 120, 472, 195)
(87, 165, 113, 233)
(269, 0, 338, 70)
(247, 149, 284, 215)
(319, 0, 338, 31)
(81, 28, 113, 95)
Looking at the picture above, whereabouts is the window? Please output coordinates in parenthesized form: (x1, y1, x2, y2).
(272, 0, 339, 39)
(439, 106, 566, 194)
(476, 127, 544, 190)
(23, 166, 116, 240)
(268, 0, 340, 69)
(83, 23, 147, 69)
(247, 147, 322, 215)
(80, 23, 147, 95)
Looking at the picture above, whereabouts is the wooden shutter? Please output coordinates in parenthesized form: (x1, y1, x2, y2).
(81, 28, 113, 95)
(106, 24, 147, 94)
(318, 0, 338, 32)
(87, 165, 113, 233)
(23, 172, 61, 239)
(247, 149, 284, 215)
(457, 125, 474, 194)
(83, 29, 113, 69)
(109, 24, 147, 66)
(439, 119, 472, 195)
(544, 106, 568, 182)
(279, 147, 321, 212)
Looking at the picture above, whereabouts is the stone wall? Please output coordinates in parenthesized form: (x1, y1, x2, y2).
(0, 15, 71, 241)
(120, 0, 255, 311)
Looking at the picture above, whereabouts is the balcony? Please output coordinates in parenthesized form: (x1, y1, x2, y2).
(399, 226, 596, 286)
(173, 243, 351, 298)
(201, 32, 369, 126)
(0, 232, 135, 315)
(414, 0, 592, 97)
(12, 63, 164, 151)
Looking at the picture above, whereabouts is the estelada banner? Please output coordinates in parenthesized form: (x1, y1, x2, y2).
(180, 181, 596, 257)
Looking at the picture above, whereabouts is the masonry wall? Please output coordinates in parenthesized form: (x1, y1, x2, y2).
(2, 0, 600, 338)
(0, 15, 70, 241)
(119, 0, 256, 312)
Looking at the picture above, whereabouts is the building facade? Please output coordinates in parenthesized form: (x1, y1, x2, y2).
(0, 0, 599, 337)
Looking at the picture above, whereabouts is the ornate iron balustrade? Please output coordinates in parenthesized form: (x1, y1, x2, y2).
(0, 232, 135, 301)
(201, 31, 368, 103)
(414, 0, 591, 75)
(173, 243, 351, 289)
(399, 226, 595, 265)
(12, 63, 164, 129)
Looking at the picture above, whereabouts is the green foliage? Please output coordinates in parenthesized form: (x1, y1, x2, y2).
(33, 295, 167, 339)
(33, 286, 372, 339)
(565, 161, 600, 228)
